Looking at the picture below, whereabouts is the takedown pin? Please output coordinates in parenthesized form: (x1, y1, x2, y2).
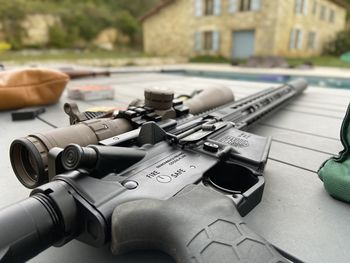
(202, 124, 216, 131)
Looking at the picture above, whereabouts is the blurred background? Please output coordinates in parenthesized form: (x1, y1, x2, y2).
(0, 0, 349, 68)
(0, 0, 161, 66)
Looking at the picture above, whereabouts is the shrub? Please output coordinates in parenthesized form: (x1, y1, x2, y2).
(189, 55, 230, 63)
(48, 25, 68, 48)
(325, 30, 350, 56)
(0, 42, 11, 52)
(115, 11, 139, 40)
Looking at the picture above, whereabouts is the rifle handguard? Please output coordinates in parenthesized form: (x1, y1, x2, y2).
(111, 184, 288, 263)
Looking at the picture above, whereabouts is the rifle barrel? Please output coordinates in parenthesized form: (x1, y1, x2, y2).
(61, 70, 111, 79)
(0, 195, 59, 262)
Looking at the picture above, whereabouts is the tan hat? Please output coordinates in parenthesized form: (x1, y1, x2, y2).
(0, 68, 69, 111)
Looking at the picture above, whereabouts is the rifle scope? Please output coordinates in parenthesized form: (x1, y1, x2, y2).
(10, 86, 234, 189)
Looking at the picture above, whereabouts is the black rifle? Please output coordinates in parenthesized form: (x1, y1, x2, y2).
(0, 79, 307, 263)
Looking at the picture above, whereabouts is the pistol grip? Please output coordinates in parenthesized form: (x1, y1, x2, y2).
(111, 184, 289, 263)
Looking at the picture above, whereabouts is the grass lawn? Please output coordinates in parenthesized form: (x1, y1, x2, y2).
(1, 50, 350, 69)
(0, 49, 145, 63)
(190, 55, 350, 68)
(286, 56, 350, 68)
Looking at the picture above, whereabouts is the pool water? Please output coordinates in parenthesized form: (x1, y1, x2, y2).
(167, 70, 350, 89)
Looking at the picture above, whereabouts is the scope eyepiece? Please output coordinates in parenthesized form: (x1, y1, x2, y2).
(10, 138, 47, 189)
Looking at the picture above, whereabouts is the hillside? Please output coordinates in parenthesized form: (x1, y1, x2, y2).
(0, 0, 160, 49)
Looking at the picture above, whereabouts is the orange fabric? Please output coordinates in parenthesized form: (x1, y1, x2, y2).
(0, 68, 69, 111)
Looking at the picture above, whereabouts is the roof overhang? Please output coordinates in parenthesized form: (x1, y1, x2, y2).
(139, 0, 175, 22)
(139, 0, 349, 23)
(331, 0, 350, 9)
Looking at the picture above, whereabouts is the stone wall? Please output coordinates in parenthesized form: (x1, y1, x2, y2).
(143, 0, 194, 56)
(93, 28, 130, 50)
(142, 0, 347, 58)
(191, 0, 281, 58)
(273, 0, 346, 57)
(21, 14, 60, 46)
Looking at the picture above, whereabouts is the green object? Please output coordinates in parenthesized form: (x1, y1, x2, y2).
(340, 52, 350, 64)
(318, 104, 350, 202)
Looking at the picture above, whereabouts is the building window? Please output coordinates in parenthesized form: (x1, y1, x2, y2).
(320, 5, 326, 20)
(290, 29, 303, 50)
(312, 1, 317, 15)
(195, 31, 220, 52)
(307, 32, 317, 49)
(295, 0, 306, 14)
(239, 0, 251, 11)
(203, 31, 214, 50)
(204, 0, 214, 15)
(329, 9, 335, 23)
(229, 0, 260, 13)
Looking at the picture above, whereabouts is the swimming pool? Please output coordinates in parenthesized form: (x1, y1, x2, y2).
(166, 70, 350, 89)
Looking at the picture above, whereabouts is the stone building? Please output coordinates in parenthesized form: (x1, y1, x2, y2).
(140, 0, 349, 59)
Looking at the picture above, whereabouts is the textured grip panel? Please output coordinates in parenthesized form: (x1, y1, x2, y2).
(111, 184, 289, 263)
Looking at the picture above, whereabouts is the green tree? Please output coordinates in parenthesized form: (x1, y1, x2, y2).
(325, 30, 350, 56)
(115, 11, 139, 41)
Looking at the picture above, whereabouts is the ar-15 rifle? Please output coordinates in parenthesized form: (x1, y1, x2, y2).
(0, 79, 307, 263)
